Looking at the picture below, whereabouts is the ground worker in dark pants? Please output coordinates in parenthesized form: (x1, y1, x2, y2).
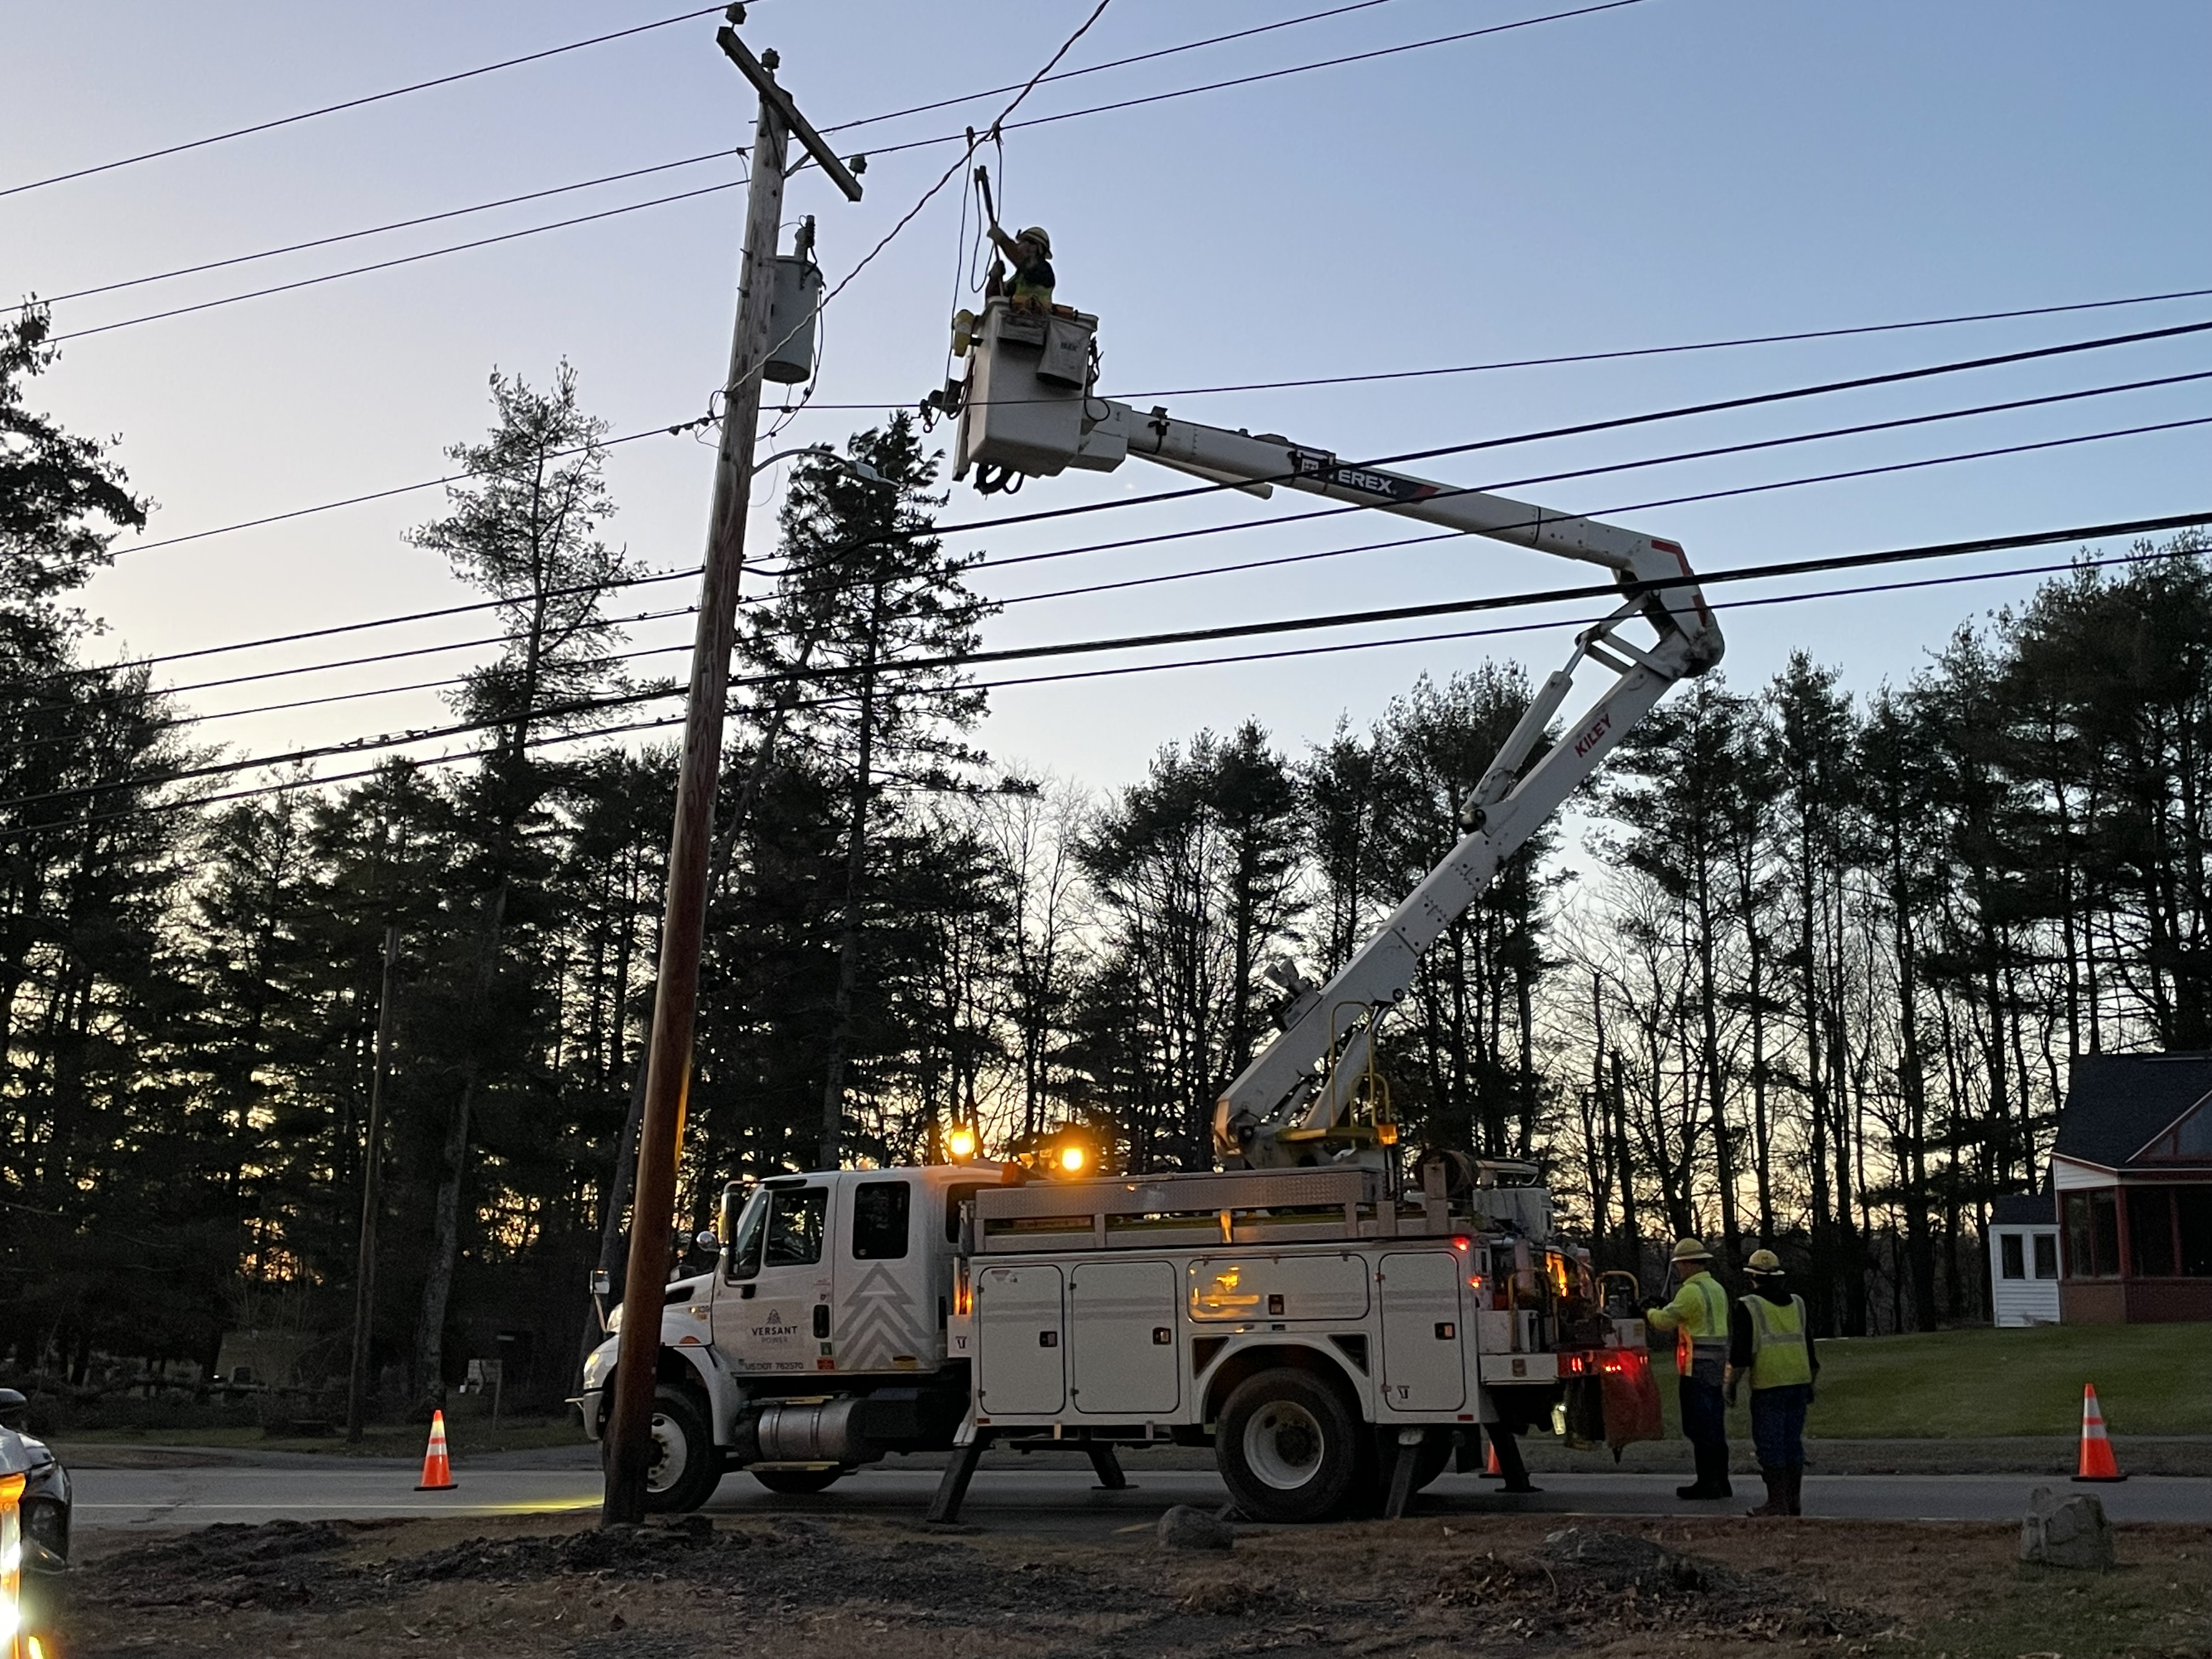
(1728, 1248, 1819, 1517)
(1646, 1236, 1732, 1499)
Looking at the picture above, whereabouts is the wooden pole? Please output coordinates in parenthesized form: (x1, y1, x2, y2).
(600, 25, 860, 1527)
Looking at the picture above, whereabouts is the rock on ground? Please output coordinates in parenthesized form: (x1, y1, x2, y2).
(1156, 1504, 1236, 1551)
(2020, 1485, 2117, 1571)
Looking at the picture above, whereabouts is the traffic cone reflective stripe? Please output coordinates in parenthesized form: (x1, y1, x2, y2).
(415, 1409, 457, 1491)
(2072, 1383, 2126, 1483)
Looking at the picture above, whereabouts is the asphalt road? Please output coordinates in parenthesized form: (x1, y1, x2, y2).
(70, 1459, 2212, 1538)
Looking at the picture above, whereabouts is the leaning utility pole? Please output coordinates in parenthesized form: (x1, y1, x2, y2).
(601, 15, 862, 1526)
(344, 925, 401, 1443)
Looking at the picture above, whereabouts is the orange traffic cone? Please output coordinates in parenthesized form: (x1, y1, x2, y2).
(2072, 1384, 2126, 1483)
(1482, 1434, 1503, 1479)
(415, 1409, 457, 1491)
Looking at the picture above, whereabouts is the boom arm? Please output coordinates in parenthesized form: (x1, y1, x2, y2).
(1074, 398, 1724, 1167)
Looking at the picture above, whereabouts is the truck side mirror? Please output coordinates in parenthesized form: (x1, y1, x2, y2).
(693, 1230, 720, 1254)
(590, 1269, 612, 1298)
(0, 1387, 25, 1426)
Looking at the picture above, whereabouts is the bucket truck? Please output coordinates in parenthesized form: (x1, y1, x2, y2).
(571, 295, 1714, 1523)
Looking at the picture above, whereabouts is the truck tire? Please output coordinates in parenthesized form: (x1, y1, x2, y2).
(638, 1385, 721, 1514)
(750, 1466, 843, 1496)
(1216, 1368, 1362, 1523)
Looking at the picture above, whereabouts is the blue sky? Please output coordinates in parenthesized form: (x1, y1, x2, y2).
(5, 0, 2209, 790)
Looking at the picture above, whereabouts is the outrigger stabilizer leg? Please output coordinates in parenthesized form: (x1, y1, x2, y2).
(928, 1428, 992, 1524)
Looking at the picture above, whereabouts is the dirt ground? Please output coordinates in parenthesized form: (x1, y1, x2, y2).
(55, 1508, 2212, 1659)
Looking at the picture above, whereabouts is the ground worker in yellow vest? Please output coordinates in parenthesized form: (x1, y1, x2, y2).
(1645, 1237, 1733, 1499)
(1727, 1248, 1820, 1517)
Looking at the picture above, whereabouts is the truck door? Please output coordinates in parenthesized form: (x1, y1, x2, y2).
(1378, 1250, 1466, 1412)
(1069, 1260, 1178, 1417)
(832, 1176, 939, 1374)
(974, 1264, 1065, 1415)
(719, 1178, 834, 1375)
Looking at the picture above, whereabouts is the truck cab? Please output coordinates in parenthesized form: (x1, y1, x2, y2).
(577, 1163, 997, 1509)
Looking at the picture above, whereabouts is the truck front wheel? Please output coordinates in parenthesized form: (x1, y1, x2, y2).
(637, 1385, 721, 1513)
(1216, 1368, 1361, 1523)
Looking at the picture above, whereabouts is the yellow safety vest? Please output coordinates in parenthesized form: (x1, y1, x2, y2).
(1743, 1293, 1813, 1390)
(1652, 1271, 1729, 1378)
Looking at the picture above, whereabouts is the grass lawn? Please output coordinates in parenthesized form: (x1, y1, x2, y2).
(1653, 1319, 2212, 1438)
(55, 1412, 586, 1459)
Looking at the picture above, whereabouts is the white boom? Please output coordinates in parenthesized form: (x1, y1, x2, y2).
(951, 299, 1724, 1169)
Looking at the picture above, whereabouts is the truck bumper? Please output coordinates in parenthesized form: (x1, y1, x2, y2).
(568, 1389, 606, 1441)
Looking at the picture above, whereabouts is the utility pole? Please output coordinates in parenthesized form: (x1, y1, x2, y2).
(601, 14, 862, 1527)
(345, 925, 400, 1444)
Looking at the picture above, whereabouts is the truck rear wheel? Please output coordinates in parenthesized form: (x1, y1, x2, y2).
(751, 1466, 843, 1496)
(1216, 1368, 1361, 1523)
(637, 1385, 721, 1514)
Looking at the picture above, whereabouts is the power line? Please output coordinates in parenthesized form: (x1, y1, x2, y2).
(815, 285, 2212, 411)
(811, 0, 1415, 139)
(10, 510, 2210, 839)
(58, 335, 2212, 694)
(0, 6, 732, 199)
(11, 151, 747, 313)
(8, 506, 2207, 819)
(46, 176, 749, 345)
(900, 316, 2212, 549)
(40, 1, 1642, 348)
(845, 0, 1653, 168)
(11, 0, 1410, 315)
(96, 406, 2212, 746)
(105, 282, 2212, 566)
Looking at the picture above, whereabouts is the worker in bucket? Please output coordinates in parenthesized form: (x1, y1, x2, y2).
(1645, 1237, 1733, 1499)
(1728, 1248, 1818, 1517)
(985, 221, 1056, 312)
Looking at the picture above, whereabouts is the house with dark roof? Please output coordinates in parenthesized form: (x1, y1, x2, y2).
(2051, 1052, 2212, 1323)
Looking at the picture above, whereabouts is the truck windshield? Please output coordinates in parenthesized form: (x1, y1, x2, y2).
(726, 1188, 769, 1280)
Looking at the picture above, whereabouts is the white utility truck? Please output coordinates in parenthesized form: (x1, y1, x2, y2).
(573, 294, 1719, 1523)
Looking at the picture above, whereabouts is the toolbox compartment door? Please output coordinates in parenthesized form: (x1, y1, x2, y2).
(975, 1264, 1066, 1415)
(1378, 1250, 1466, 1412)
(1069, 1259, 1179, 1417)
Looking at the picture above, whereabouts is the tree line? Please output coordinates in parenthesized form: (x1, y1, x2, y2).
(3, 309, 2204, 1409)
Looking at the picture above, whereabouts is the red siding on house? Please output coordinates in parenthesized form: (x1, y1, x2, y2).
(2060, 1282, 2127, 1324)
(2121, 1282, 2212, 1322)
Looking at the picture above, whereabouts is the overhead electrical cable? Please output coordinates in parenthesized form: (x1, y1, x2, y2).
(43, 342, 2212, 698)
(838, 0, 1652, 170)
(0, 5, 732, 199)
(23, 517, 2212, 839)
(105, 304, 2212, 583)
(10, 0, 1413, 313)
(40, 0, 1640, 347)
(98, 404, 2212, 747)
(11, 151, 746, 312)
(8, 506, 2208, 821)
(46, 176, 750, 345)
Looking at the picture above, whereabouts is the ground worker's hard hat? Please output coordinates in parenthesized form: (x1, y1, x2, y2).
(1671, 1237, 1714, 1263)
(1016, 225, 1052, 255)
(1746, 1248, 1783, 1274)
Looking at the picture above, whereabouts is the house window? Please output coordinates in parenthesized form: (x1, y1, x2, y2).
(2033, 1233, 2058, 1279)
(2129, 1188, 2177, 1277)
(2000, 1234, 2025, 1280)
(2180, 1188, 2212, 1277)
(2063, 1189, 2121, 1278)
